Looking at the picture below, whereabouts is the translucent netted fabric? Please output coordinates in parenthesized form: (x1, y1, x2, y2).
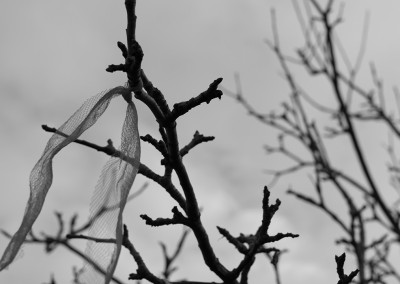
(0, 86, 140, 284)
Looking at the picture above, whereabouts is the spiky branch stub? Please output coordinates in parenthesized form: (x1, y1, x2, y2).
(335, 253, 359, 284)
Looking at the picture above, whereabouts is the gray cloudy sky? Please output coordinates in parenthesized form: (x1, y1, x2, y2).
(1, 0, 400, 283)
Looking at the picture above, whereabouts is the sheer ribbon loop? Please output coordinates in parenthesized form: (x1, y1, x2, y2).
(0, 86, 140, 284)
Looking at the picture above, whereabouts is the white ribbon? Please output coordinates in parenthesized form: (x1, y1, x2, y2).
(0, 86, 140, 284)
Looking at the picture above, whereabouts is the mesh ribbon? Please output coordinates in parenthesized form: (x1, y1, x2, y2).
(0, 86, 140, 284)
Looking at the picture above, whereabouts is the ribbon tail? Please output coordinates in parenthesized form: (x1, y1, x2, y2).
(0, 86, 134, 274)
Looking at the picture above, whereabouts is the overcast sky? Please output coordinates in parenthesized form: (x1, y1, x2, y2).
(1, 0, 400, 283)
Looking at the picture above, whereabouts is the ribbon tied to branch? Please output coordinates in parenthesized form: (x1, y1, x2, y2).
(0, 85, 140, 284)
